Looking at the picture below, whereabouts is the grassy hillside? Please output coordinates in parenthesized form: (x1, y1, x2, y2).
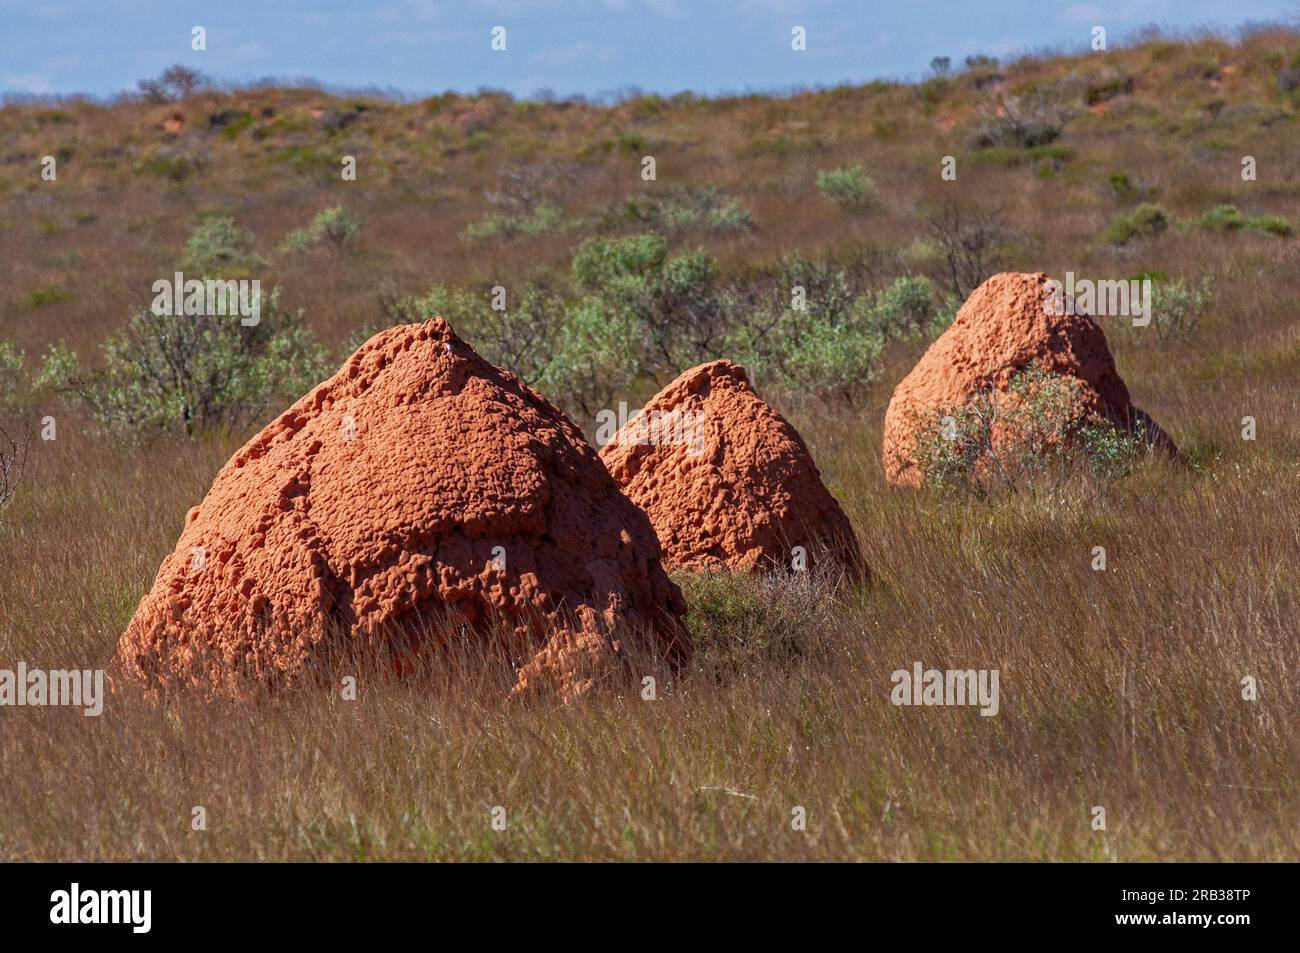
(0, 28, 1296, 860)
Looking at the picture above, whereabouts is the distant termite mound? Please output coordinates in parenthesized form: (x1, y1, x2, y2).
(599, 360, 864, 578)
(883, 271, 1178, 487)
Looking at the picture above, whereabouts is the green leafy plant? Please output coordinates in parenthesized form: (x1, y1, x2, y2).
(910, 362, 1146, 496)
(280, 205, 362, 253)
(816, 165, 878, 211)
(741, 258, 883, 403)
(462, 202, 565, 241)
(1194, 204, 1291, 237)
(1147, 275, 1214, 344)
(39, 288, 327, 436)
(183, 214, 266, 275)
(863, 275, 944, 339)
(1103, 203, 1169, 245)
(600, 185, 752, 234)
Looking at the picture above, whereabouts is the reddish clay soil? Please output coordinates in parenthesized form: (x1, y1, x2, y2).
(115, 318, 688, 701)
(599, 360, 864, 577)
(883, 271, 1178, 487)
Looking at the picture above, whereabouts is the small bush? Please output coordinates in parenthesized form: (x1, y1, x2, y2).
(183, 215, 266, 275)
(742, 258, 883, 403)
(863, 275, 944, 339)
(39, 289, 327, 436)
(1195, 204, 1291, 238)
(1248, 214, 1292, 237)
(910, 362, 1146, 496)
(462, 202, 564, 241)
(971, 81, 1080, 151)
(600, 185, 751, 234)
(136, 154, 199, 181)
(1104, 203, 1169, 245)
(280, 206, 362, 253)
(816, 165, 878, 211)
(676, 567, 844, 681)
(1108, 172, 1137, 201)
(571, 234, 667, 293)
(137, 65, 207, 104)
(1147, 276, 1214, 344)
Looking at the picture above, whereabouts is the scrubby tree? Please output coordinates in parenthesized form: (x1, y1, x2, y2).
(138, 65, 208, 104)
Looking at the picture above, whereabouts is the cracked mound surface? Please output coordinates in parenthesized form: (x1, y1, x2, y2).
(115, 318, 688, 700)
(883, 272, 1178, 487)
(598, 360, 864, 577)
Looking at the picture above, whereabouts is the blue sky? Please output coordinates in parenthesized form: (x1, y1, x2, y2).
(1, 0, 1294, 100)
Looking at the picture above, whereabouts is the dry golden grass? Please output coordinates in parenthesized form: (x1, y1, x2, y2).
(0, 31, 1297, 860)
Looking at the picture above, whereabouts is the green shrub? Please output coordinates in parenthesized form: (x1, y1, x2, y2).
(39, 288, 327, 436)
(675, 568, 842, 680)
(1108, 172, 1137, 200)
(571, 234, 667, 293)
(540, 296, 642, 416)
(1147, 276, 1214, 344)
(571, 234, 729, 381)
(909, 362, 1145, 495)
(218, 112, 256, 139)
(1104, 203, 1170, 245)
(600, 185, 752, 234)
(1247, 214, 1292, 237)
(742, 258, 883, 402)
(183, 214, 266, 275)
(1195, 204, 1290, 237)
(816, 165, 878, 211)
(270, 144, 337, 183)
(1195, 204, 1244, 231)
(863, 275, 943, 339)
(462, 202, 564, 241)
(136, 154, 199, 181)
(280, 205, 361, 253)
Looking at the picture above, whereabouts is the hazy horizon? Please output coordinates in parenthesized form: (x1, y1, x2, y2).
(2, 0, 1295, 102)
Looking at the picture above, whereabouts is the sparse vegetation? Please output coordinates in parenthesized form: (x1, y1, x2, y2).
(1147, 275, 1215, 344)
(816, 164, 878, 211)
(600, 185, 752, 234)
(1103, 203, 1170, 245)
(0, 30, 1297, 862)
(280, 205, 362, 253)
(1195, 204, 1292, 237)
(910, 362, 1146, 496)
(38, 289, 327, 436)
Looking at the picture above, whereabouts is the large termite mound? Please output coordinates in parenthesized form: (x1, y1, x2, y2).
(598, 360, 864, 577)
(883, 271, 1178, 487)
(115, 318, 688, 701)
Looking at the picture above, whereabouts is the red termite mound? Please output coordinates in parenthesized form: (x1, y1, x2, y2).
(115, 318, 688, 701)
(598, 360, 865, 577)
(883, 271, 1178, 487)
